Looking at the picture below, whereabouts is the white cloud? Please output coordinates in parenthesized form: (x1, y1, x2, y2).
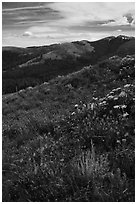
(47, 2, 135, 26)
(117, 29, 122, 32)
(23, 31, 33, 36)
(24, 2, 134, 40)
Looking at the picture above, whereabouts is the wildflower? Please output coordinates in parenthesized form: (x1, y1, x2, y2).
(27, 86, 33, 90)
(20, 158, 23, 163)
(116, 131, 120, 135)
(114, 97, 118, 100)
(109, 172, 115, 180)
(40, 146, 45, 153)
(124, 132, 129, 137)
(93, 97, 98, 100)
(119, 91, 126, 97)
(121, 105, 127, 109)
(114, 87, 121, 91)
(102, 101, 107, 104)
(99, 97, 105, 101)
(108, 95, 113, 99)
(71, 112, 75, 115)
(18, 89, 24, 93)
(124, 84, 131, 88)
(43, 82, 49, 85)
(90, 103, 94, 110)
(123, 112, 129, 117)
(113, 105, 119, 109)
(117, 140, 121, 144)
(109, 91, 114, 94)
(122, 139, 126, 143)
(67, 84, 73, 89)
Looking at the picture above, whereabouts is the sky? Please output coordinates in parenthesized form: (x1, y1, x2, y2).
(2, 2, 135, 47)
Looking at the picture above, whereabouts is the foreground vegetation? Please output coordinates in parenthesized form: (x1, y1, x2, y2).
(2, 55, 135, 201)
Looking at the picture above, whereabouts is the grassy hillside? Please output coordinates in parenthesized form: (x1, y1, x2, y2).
(2, 35, 135, 94)
(2, 54, 135, 201)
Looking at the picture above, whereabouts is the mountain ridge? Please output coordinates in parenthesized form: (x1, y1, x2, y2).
(3, 35, 135, 94)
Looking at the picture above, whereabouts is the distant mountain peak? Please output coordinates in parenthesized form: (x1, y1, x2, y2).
(116, 35, 134, 40)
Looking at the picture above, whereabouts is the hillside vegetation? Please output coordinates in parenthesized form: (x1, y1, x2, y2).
(2, 53, 135, 201)
(2, 35, 135, 94)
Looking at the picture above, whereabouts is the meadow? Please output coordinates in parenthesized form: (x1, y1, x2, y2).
(2, 55, 135, 201)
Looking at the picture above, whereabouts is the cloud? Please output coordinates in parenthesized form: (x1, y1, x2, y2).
(2, 2, 135, 47)
(124, 13, 134, 24)
(101, 17, 130, 27)
(117, 29, 122, 32)
(24, 2, 135, 39)
(2, 5, 43, 12)
(47, 2, 135, 27)
(23, 31, 33, 36)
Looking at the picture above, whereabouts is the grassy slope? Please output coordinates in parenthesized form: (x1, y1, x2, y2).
(2, 36, 135, 94)
(2, 55, 135, 201)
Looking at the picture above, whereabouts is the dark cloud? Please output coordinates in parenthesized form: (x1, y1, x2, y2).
(2, 2, 46, 10)
(124, 13, 134, 24)
(2, 2, 62, 28)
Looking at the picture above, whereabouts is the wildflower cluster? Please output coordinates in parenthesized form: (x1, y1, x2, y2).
(2, 55, 135, 201)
